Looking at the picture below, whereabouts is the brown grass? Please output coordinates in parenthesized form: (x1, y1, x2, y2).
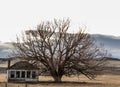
(0, 74, 120, 87)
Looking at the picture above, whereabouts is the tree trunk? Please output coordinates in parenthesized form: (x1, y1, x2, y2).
(50, 67, 63, 82)
(53, 76, 62, 82)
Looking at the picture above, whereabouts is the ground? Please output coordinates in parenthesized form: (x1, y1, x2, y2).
(0, 58, 120, 87)
(0, 74, 120, 87)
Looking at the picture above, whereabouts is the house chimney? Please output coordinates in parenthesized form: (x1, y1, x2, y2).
(8, 60, 11, 68)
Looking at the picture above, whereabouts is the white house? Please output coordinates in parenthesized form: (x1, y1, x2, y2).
(7, 61, 39, 82)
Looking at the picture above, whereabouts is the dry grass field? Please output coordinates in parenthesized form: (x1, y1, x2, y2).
(0, 74, 120, 87)
(0, 58, 120, 87)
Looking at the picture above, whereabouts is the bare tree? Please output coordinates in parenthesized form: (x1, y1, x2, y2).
(12, 19, 106, 82)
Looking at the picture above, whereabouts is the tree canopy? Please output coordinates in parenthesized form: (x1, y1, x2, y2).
(12, 19, 106, 82)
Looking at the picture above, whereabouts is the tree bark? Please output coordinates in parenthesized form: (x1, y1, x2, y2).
(53, 76, 62, 82)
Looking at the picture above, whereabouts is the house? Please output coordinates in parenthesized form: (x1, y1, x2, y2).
(7, 61, 39, 82)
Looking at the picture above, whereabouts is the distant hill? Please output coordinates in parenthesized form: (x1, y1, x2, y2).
(92, 34, 120, 58)
(105, 57, 120, 61)
(92, 34, 120, 48)
(0, 43, 14, 58)
(0, 34, 120, 58)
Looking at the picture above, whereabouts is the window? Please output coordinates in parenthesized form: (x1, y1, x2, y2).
(16, 71, 20, 78)
(27, 71, 31, 78)
(10, 71, 15, 78)
(32, 71, 36, 79)
(21, 71, 25, 78)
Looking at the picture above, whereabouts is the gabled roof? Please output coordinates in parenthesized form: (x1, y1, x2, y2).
(8, 61, 39, 70)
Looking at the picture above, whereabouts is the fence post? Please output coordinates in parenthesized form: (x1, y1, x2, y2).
(5, 82, 7, 87)
(25, 83, 27, 87)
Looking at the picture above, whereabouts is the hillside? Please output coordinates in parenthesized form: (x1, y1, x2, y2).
(0, 42, 14, 58)
(92, 34, 120, 58)
(0, 34, 120, 58)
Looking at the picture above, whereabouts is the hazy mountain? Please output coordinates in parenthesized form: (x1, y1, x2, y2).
(0, 34, 120, 59)
(92, 34, 120, 58)
(0, 43, 14, 58)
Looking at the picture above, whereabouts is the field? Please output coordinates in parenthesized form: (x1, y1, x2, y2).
(0, 74, 120, 87)
(0, 58, 120, 87)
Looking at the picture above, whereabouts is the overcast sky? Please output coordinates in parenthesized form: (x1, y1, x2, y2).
(0, 0, 120, 42)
